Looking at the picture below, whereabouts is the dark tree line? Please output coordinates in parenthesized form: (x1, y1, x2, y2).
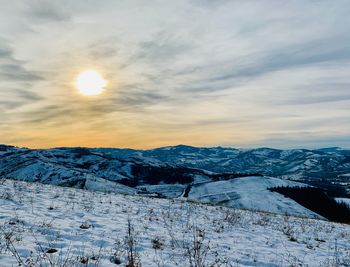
(210, 172, 263, 181)
(269, 186, 350, 223)
(300, 179, 350, 198)
(119, 164, 263, 187)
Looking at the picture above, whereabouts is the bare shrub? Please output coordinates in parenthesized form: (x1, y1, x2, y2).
(80, 221, 92, 229)
(184, 226, 210, 267)
(110, 239, 124, 265)
(255, 213, 271, 226)
(151, 237, 164, 250)
(1, 228, 25, 266)
(321, 238, 350, 267)
(125, 219, 141, 267)
(223, 209, 241, 225)
(281, 215, 295, 237)
(0, 191, 13, 201)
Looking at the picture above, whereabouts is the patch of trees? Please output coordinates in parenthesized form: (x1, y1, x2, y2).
(61, 178, 86, 189)
(69, 147, 92, 158)
(299, 179, 350, 198)
(0, 145, 11, 151)
(269, 186, 350, 224)
(342, 155, 350, 163)
(210, 172, 263, 181)
(128, 165, 194, 186)
(118, 164, 264, 188)
(118, 178, 138, 187)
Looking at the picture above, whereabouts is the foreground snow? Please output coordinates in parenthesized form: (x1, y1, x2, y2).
(0, 179, 349, 266)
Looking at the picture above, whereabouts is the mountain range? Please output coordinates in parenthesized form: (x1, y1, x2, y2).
(1, 144, 349, 220)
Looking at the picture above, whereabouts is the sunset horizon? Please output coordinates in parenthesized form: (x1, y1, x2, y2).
(1, 1, 350, 149)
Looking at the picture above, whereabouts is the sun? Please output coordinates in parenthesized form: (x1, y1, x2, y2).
(76, 70, 107, 96)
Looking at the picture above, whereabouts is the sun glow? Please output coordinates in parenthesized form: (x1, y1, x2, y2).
(76, 70, 107, 96)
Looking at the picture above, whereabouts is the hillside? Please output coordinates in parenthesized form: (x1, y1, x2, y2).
(187, 176, 321, 218)
(0, 179, 349, 266)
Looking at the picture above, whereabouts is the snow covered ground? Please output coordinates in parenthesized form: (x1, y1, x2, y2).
(188, 176, 322, 219)
(0, 179, 349, 266)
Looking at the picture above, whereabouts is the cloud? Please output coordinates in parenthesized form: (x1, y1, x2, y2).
(115, 89, 170, 108)
(0, 63, 43, 81)
(1, 0, 350, 148)
(0, 41, 43, 82)
(0, 88, 44, 113)
(88, 43, 118, 59)
(136, 32, 193, 63)
(0, 101, 24, 110)
(190, 0, 229, 9)
(210, 45, 349, 83)
(256, 132, 350, 149)
(0, 47, 12, 59)
(15, 89, 44, 101)
(20, 104, 72, 124)
(25, 1, 72, 22)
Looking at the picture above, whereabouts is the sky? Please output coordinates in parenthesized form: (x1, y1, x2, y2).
(0, 0, 350, 149)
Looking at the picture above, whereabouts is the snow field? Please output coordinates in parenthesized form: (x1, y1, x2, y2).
(0, 179, 349, 266)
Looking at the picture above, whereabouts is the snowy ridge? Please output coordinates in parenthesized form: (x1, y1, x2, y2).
(0, 144, 349, 219)
(140, 145, 350, 183)
(1, 144, 350, 184)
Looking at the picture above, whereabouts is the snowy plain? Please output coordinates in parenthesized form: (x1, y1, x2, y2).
(0, 179, 349, 267)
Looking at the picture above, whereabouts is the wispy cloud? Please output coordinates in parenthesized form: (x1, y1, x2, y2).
(25, 1, 72, 22)
(0, 41, 43, 82)
(0, 0, 349, 148)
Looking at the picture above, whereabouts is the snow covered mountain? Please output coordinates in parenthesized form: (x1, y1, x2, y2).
(3, 144, 349, 183)
(0, 144, 349, 220)
(141, 145, 350, 182)
(0, 145, 247, 191)
(115, 144, 350, 196)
